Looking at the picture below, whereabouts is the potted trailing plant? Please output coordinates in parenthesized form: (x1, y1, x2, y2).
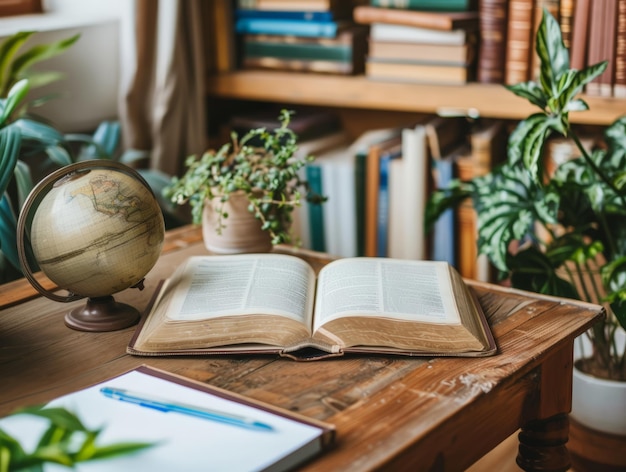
(164, 109, 323, 253)
(426, 7, 626, 454)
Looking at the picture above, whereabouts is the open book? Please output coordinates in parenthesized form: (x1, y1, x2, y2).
(128, 254, 496, 360)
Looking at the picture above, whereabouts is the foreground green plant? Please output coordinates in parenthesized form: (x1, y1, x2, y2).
(0, 31, 118, 282)
(0, 406, 153, 471)
(164, 109, 323, 245)
(426, 9, 626, 380)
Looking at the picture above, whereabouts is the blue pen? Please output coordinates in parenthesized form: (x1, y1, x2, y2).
(100, 387, 274, 432)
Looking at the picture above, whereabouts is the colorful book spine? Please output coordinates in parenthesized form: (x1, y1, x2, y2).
(353, 6, 479, 31)
(355, 150, 367, 257)
(306, 165, 325, 252)
(243, 40, 352, 62)
(431, 156, 457, 265)
(376, 147, 401, 257)
(615, 0, 626, 96)
(235, 18, 341, 37)
(477, 0, 508, 84)
(369, 23, 467, 45)
(235, 9, 335, 21)
(559, 0, 575, 49)
(369, 0, 478, 11)
(585, 0, 607, 95)
(505, 0, 534, 84)
(570, 0, 591, 71)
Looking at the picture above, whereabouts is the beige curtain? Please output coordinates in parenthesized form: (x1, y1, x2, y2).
(119, 0, 209, 177)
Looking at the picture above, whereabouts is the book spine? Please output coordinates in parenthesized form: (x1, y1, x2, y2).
(559, 0, 575, 49)
(306, 165, 326, 252)
(355, 151, 367, 257)
(570, 0, 591, 70)
(505, 0, 534, 84)
(242, 56, 357, 74)
(376, 154, 390, 257)
(431, 157, 457, 265)
(369, 23, 468, 45)
(238, 0, 352, 18)
(354, 6, 478, 31)
(235, 18, 339, 37)
(369, 0, 478, 11)
(368, 40, 473, 63)
(235, 9, 335, 21)
(400, 126, 428, 260)
(477, 0, 508, 84)
(207, 0, 237, 73)
(376, 150, 400, 257)
(599, 0, 618, 96)
(243, 40, 353, 62)
(585, 0, 607, 95)
(615, 0, 626, 97)
(366, 60, 470, 84)
(321, 160, 339, 256)
(387, 157, 405, 259)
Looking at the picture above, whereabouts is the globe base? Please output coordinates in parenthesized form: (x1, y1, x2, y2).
(65, 296, 140, 332)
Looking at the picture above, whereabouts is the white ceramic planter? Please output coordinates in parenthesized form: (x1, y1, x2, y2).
(571, 365, 626, 436)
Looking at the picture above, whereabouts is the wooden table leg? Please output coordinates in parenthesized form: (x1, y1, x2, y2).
(515, 344, 574, 472)
(516, 413, 570, 472)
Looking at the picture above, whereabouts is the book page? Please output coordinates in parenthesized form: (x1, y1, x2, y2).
(0, 368, 328, 471)
(313, 258, 460, 331)
(165, 254, 316, 325)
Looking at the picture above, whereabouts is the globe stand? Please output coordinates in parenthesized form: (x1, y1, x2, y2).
(15, 160, 165, 334)
(65, 296, 140, 332)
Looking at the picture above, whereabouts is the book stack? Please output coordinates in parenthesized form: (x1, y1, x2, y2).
(571, 0, 626, 97)
(353, 1, 479, 85)
(235, 0, 367, 75)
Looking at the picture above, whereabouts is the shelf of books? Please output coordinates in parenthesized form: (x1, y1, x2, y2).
(205, 0, 626, 283)
(206, 70, 624, 125)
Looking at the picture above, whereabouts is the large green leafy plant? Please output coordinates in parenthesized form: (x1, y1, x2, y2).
(0, 31, 124, 282)
(426, 9, 626, 380)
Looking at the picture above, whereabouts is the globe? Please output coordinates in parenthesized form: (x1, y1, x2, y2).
(17, 160, 165, 331)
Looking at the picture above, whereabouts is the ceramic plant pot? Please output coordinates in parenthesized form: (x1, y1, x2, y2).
(571, 365, 626, 436)
(568, 364, 626, 471)
(202, 192, 272, 254)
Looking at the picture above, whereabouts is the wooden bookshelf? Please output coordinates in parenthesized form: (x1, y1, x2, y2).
(206, 70, 625, 126)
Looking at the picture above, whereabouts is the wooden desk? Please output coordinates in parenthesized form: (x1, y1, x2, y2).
(0, 225, 604, 472)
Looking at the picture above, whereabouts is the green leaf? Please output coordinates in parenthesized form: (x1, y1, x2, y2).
(13, 159, 33, 208)
(12, 406, 88, 432)
(0, 126, 21, 196)
(12, 118, 64, 144)
(505, 81, 549, 109)
(604, 116, 626, 152)
(508, 246, 580, 298)
(0, 193, 20, 272)
(508, 114, 557, 180)
(559, 62, 607, 109)
(0, 78, 29, 124)
(86, 442, 157, 461)
(536, 7, 570, 96)
(424, 179, 471, 233)
(0, 31, 34, 96)
(43, 145, 72, 167)
(11, 34, 80, 81)
(91, 120, 121, 157)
